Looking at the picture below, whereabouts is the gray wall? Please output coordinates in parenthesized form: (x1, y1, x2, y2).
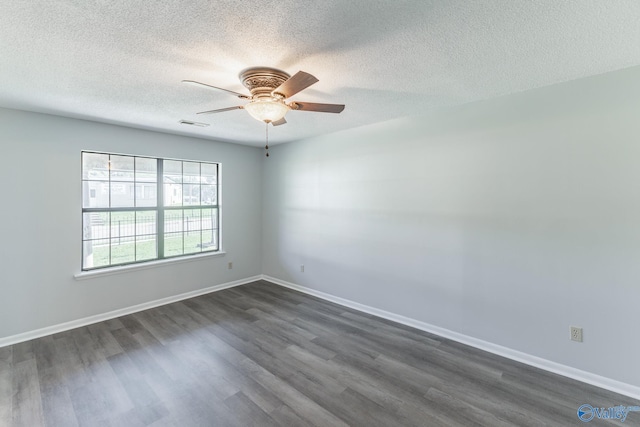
(0, 108, 263, 338)
(262, 66, 640, 387)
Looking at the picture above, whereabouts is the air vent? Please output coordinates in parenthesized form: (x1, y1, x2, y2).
(179, 120, 209, 127)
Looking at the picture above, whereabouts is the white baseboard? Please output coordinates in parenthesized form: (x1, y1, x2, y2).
(261, 275, 640, 401)
(0, 275, 262, 348)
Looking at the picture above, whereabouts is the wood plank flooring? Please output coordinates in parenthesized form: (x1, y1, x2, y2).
(1, 280, 638, 426)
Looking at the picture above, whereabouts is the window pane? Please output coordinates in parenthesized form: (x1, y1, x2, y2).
(201, 185, 217, 205)
(202, 208, 218, 230)
(100, 215, 132, 263)
(110, 155, 135, 182)
(183, 162, 200, 183)
(136, 211, 156, 236)
(83, 212, 110, 240)
(136, 236, 156, 261)
(83, 238, 110, 269)
(135, 183, 157, 207)
(183, 184, 200, 205)
(83, 153, 109, 180)
(201, 209, 212, 230)
(83, 212, 105, 240)
(111, 237, 135, 264)
(201, 163, 217, 184)
(184, 231, 201, 254)
(164, 183, 182, 206)
(83, 181, 109, 208)
(111, 211, 135, 238)
(164, 160, 182, 183)
(135, 157, 157, 183)
(164, 210, 183, 233)
(184, 209, 201, 232)
(165, 233, 183, 257)
(202, 229, 218, 250)
(111, 183, 135, 208)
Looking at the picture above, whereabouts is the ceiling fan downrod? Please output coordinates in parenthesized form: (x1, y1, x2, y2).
(265, 122, 269, 157)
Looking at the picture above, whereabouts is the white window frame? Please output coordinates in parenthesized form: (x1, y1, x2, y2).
(81, 151, 221, 271)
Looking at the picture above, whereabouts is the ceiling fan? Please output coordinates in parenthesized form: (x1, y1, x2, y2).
(182, 67, 345, 126)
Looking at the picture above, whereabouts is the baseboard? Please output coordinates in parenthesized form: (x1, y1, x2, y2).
(261, 275, 640, 401)
(0, 275, 262, 348)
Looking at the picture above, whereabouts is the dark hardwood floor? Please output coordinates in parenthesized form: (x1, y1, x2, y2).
(1, 280, 637, 426)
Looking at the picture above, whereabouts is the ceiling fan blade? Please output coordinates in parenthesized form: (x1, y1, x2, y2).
(196, 106, 243, 115)
(271, 117, 287, 126)
(182, 80, 250, 99)
(272, 71, 319, 98)
(291, 102, 345, 113)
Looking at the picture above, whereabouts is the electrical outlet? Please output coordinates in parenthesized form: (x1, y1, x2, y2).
(228, 262, 233, 270)
(570, 326, 583, 342)
(300, 265, 304, 273)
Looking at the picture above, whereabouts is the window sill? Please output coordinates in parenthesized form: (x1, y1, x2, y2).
(74, 251, 226, 281)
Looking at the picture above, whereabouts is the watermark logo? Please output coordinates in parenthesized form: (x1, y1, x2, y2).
(577, 404, 640, 423)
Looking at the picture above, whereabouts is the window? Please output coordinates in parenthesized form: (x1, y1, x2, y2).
(82, 152, 219, 270)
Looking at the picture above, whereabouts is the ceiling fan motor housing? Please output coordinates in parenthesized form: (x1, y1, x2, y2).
(240, 67, 290, 99)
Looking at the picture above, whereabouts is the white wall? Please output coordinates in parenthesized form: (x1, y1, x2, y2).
(0, 108, 262, 339)
(262, 65, 640, 387)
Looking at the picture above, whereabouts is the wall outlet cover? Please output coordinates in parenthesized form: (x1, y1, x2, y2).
(571, 326, 583, 342)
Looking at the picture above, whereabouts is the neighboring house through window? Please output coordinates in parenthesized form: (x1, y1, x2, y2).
(81, 151, 220, 270)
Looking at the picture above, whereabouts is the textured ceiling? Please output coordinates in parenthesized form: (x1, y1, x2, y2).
(1, 1, 640, 146)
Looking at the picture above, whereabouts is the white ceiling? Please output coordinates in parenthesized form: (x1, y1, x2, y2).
(1, 1, 640, 146)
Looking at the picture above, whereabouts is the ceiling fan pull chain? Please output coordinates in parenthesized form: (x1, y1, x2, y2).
(265, 122, 269, 157)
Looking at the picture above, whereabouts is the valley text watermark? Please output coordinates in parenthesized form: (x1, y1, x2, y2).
(577, 404, 640, 423)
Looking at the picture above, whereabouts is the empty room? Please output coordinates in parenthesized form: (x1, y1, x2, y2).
(1, 1, 640, 426)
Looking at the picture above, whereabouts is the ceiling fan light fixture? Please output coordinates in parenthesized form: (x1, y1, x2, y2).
(184, 67, 345, 126)
(244, 97, 290, 123)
